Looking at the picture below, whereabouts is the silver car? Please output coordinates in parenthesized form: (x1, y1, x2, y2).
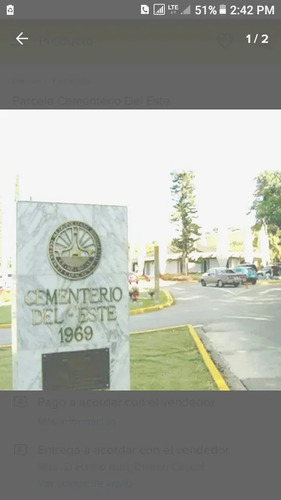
(200, 267, 241, 288)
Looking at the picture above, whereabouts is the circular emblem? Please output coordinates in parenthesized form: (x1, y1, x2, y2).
(48, 221, 102, 280)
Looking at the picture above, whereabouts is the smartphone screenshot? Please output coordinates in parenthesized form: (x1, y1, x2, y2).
(0, 1, 280, 497)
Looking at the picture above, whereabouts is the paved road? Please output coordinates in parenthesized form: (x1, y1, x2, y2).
(130, 282, 281, 390)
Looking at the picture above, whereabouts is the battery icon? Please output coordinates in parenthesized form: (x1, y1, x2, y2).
(219, 4, 226, 14)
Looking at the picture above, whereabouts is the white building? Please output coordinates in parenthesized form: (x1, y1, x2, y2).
(130, 225, 270, 275)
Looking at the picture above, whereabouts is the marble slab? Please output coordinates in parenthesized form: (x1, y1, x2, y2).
(13, 201, 129, 390)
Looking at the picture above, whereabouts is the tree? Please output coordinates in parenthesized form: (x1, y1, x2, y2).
(250, 170, 281, 262)
(250, 171, 281, 228)
(268, 228, 281, 262)
(170, 171, 201, 274)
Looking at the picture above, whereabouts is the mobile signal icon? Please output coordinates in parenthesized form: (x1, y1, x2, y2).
(181, 5, 191, 14)
(153, 4, 166, 15)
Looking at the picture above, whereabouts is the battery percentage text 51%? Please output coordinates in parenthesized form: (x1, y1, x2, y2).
(195, 5, 218, 15)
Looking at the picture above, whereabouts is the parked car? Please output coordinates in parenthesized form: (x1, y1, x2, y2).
(240, 262, 258, 272)
(200, 267, 241, 288)
(232, 269, 247, 284)
(257, 265, 281, 279)
(233, 265, 257, 284)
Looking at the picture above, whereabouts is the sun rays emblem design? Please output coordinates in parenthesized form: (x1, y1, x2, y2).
(48, 221, 102, 280)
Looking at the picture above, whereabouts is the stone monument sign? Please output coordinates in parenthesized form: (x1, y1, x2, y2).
(12, 201, 129, 390)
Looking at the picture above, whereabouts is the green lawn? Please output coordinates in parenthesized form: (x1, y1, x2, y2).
(130, 327, 217, 390)
(0, 290, 11, 303)
(0, 347, 12, 390)
(0, 305, 11, 325)
(0, 326, 217, 391)
(129, 289, 168, 311)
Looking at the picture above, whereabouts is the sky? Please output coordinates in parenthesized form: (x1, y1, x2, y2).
(0, 110, 280, 262)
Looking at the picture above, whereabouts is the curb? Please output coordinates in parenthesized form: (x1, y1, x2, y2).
(0, 323, 11, 329)
(130, 289, 174, 315)
(194, 327, 247, 391)
(187, 324, 230, 391)
(130, 324, 231, 391)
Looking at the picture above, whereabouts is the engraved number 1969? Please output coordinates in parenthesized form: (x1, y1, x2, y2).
(59, 325, 93, 343)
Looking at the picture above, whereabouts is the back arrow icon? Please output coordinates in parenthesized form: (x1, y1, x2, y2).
(16, 32, 29, 45)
